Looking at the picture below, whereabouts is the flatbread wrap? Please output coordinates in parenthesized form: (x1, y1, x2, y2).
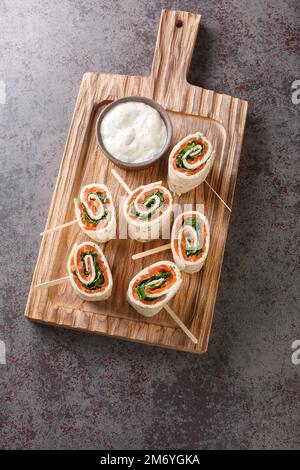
(171, 211, 210, 273)
(124, 182, 173, 242)
(127, 261, 182, 317)
(168, 132, 216, 195)
(68, 241, 113, 301)
(74, 184, 116, 243)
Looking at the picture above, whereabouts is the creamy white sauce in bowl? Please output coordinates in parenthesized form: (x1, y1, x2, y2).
(97, 97, 172, 169)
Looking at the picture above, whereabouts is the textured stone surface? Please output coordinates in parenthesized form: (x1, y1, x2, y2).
(0, 0, 299, 450)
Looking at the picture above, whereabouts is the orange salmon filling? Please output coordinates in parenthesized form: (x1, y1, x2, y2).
(132, 264, 176, 305)
(70, 244, 109, 294)
(172, 137, 208, 175)
(127, 187, 170, 221)
(78, 187, 110, 231)
(173, 217, 207, 262)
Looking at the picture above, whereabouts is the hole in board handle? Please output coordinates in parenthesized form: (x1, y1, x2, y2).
(176, 19, 183, 28)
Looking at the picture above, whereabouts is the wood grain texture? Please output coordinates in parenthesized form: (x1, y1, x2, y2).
(25, 9, 248, 354)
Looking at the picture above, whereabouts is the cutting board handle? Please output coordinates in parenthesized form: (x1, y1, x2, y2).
(150, 10, 201, 92)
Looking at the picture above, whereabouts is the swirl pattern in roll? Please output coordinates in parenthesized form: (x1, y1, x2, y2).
(127, 261, 182, 317)
(168, 132, 216, 195)
(124, 182, 173, 242)
(171, 211, 210, 273)
(74, 184, 116, 242)
(68, 241, 113, 301)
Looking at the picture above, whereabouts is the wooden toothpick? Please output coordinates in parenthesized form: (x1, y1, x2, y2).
(111, 169, 132, 195)
(164, 304, 198, 344)
(204, 180, 232, 212)
(132, 243, 171, 260)
(111, 168, 163, 196)
(40, 219, 77, 236)
(35, 276, 69, 290)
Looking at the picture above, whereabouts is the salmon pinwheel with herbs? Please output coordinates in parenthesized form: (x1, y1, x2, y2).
(127, 261, 182, 317)
(68, 241, 113, 301)
(74, 184, 116, 243)
(168, 132, 216, 195)
(171, 211, 210, 274)
(124, 182, 173, 242)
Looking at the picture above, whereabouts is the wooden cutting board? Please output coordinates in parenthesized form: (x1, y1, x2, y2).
(25, 9, 248, 354)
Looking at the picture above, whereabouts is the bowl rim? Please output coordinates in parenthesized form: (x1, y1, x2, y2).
(96, 96, 173, 170)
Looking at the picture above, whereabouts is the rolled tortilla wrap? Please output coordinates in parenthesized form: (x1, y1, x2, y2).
(124, 182, 173, 242)
(171, 211, 210, 273)
(68, 241, 113, 301)
(74, 184, 116, 243)
(127, 261, 182, 317)
(168, 132, 216, 195)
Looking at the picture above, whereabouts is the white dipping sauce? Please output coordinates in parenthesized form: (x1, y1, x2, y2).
(100, 101, 167, 163)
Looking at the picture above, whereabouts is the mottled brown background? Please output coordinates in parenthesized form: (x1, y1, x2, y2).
(0, 0, 299, 449)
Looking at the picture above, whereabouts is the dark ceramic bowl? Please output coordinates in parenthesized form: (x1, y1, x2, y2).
(96, 96, 173, 170)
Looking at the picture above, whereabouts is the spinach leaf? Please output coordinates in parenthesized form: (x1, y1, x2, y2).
(136, 270, 171, 302)
(76, 250, 105, 290)
(131, 191, 165, 220)
(176, 140, 204, 170)
(79, 192, 108, 226)
(181, 217, 203, 258)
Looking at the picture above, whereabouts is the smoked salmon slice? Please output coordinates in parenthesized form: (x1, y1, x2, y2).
(124, 182, 173, 242)
(127, 261, 182, 316)
(168, 132, 216, 195)
(74, 184, 116, 242)
(68, 241, 113, 301)
(171, 211, 210, 273)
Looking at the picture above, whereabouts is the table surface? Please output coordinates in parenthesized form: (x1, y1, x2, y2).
(0, 0, 299, 450)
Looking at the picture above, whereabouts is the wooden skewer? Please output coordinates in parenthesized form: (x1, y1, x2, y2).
(148, 180, 163, 187)
(204, 180, 232, 212)
(35, 275, 69, 290)
(164, 304, 198, 344)
(111, 168, 163, 196)
(111, 169, 132, 195)
(132, 243, 171, 260)
(40, 219, 77, 236)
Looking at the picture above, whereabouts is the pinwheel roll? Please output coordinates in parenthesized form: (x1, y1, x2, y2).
(171, 211, 210, 273)
(168, 132, 216, 195)
(68, 241, 113, 301)
(124, 182, 173, 242)
(74, 184, 116, 243)
(127, 261, 182, 317)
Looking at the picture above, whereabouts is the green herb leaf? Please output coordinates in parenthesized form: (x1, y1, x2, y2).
(130, 191, 165, 220)
(176, 140, 205, 170)
(136, 270, 171, 302)
(181, 217, 203, 258)
(80, 192, 108, 226)
(76, 250, 105, 291)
